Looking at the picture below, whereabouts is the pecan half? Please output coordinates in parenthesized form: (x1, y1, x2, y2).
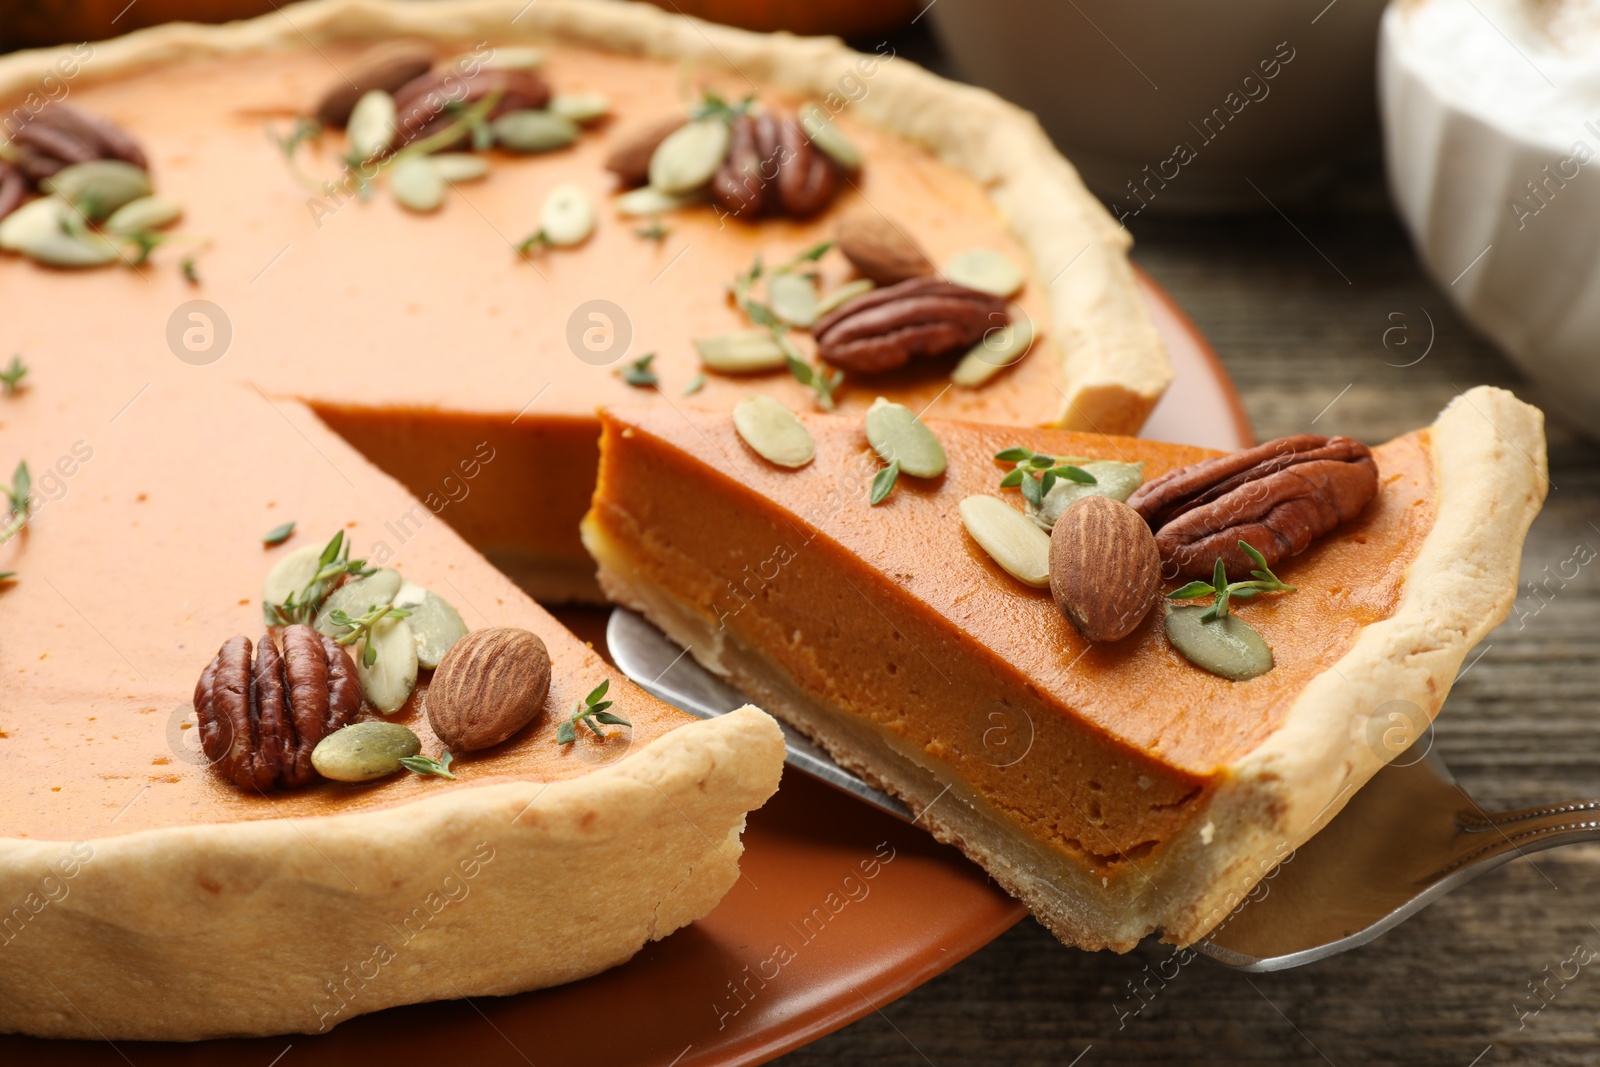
(0, 163, 25, 223)
(711, 113, 774, 218)
(392, 67, 551, 148)
(1126, 435, 1379, 580)
(6, 104, 149, 187)
(194, 625, 363, 791)
(813, 276, 1008, 373)
(775, 117, 835, 218)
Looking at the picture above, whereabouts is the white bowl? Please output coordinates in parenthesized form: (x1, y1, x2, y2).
(1381, 0, 1600, 435)
(926, 0, 1388, 213)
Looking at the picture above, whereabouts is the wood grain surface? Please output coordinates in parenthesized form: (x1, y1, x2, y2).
(781, 210, 1600, 1067)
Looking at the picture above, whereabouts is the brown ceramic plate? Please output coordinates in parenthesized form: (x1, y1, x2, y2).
(0, 270, 1249, 1065)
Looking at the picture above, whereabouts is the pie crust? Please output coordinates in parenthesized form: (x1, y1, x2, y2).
(583, 386, 1548, 949)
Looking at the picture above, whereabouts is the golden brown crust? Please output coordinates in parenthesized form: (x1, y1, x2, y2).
(0, 0, 1169, 434)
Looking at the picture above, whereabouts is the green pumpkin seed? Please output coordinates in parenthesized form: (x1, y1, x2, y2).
(944, 248, 1026, 298)
(865, 397, 946, 479)
(649, 118, 731, 194)
(393, 581, 468, 669)
(390, 155, 445, 212)
(261, 543, 326, 611)
(42, 160, 151, 221)
(614, 186, 701, 216)
(0, 197, 117, 267)
(1164, 605, 1274, 681)
(550, 93, 611, 125)
(0, 197, 66, 251)
(539, 183, 594, 247)
(347, 89, 397, 161)
(959, 495, 1050, 588)
(311, 721, 423, 783)
(733, 395, 814, 468)
(356, 615, 419, 713)
(313, 569, 402, 639)
(768, 271, 819, 327)
(814, 278, 875, 318)
(491, 109, 579, 153)
(429, 153, 490, 182)
(19, 226, 120, 268)
(103, 195, 183, 235)
(952, 316, 1035, 387)
(799, 103, 861, 171)
(1026, 460, 1145, 529)
(695, 330, 787, 373)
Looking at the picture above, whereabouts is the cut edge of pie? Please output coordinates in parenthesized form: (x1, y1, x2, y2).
(0, 705, 783, 1040)
(0, 0, 1171, 435)
(582, 385, 1547, 950)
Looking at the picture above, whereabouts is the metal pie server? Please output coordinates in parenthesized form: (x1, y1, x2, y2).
(607, 608, 1600, 971)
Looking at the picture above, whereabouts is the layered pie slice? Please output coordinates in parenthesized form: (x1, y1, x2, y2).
(0, 0, 1170, 605)
(583, 386, 1548, 950)
(0, 374, 783, 1040)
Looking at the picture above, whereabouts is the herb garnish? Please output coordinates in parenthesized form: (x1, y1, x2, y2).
(265, 529, 374, 626)
(124, 230, 165, 267)
(557, 679, 631, 744)
(1166, 542, 1297, 621)
(622, 353, 659, 388)
(635, 218, 670, 242)
(727, 245, 843, 409)
(399, 751, 458, 780)
(2, 461, 31, 544)
(682, 372, 707, 396)
(262, 520, 296, 546)
(870, 460, 900, 506)
(326, 602, 412, 666)
(180, 255, 200, 285)
(994, 447, 1098, 507)
(1, 356, 27, 396)
(691, 89, 756, 123)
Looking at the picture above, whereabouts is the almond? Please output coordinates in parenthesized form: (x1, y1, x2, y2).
(604, 115, 687, 186)
(1048, 496, 1160, 643)
(836, 212, 935, 285)
(427, 627, 552, 751)
(313, 42, 436, 127)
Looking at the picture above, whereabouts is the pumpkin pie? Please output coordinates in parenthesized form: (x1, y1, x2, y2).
(582, 386, 1548, 950)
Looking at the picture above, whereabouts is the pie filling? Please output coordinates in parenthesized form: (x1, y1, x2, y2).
(583, 406, 1439, 882)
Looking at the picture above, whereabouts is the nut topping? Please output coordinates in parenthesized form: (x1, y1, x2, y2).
(605, 115, 688, 186)
(194, 625, 364, 791)
(391, 67, 552, 149)
(813, 276, 1008, 374)
(427, 627, 552, 751)
(1126, 435, 1379, 580)
(1048, 497, 1160, 643)
(312, 41, 436, 127)
(835, 212, 934, 285)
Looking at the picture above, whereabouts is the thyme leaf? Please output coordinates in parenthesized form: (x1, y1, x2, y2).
(1, 460, 31, 544)
(399, 751, 458, 780)
(1, 355, 28, 396)
(870, 460, 900, 505)
(557, 678, 631, 744)
(1165, 541, 1297, 621)
(622, 353, 659, 388)
(262, 521, 296, 546)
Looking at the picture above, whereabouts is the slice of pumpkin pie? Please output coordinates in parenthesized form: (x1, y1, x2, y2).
(583, 386, 1547, 950)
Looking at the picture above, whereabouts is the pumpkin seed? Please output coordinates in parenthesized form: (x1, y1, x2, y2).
(261, 544, 326, 610)
(393, 580, 468, 669)
(491, 109, 579, 153)
(477, 46, 543, 70)
(390, 155, 445, 212)
(1026, 460, 1145, 529)
(952, 316, 1035, 387)
(356, 615, 419, 713)
(103, 195, 183, 235)
(347, 89, 397, 161)
(814, 277, 875, 318)
(42, 160, 150, 220)
(694, 329, 787, 373)
(944, 248, 1026, 298)
(0, 197, 65, 251)
(799, 103, 861, 171)
(768, 271, 819, 327)
(614, 186, 701, 216)
(428, 153, 490, 182)
(550, 92, 611, 125)
(311, 721, 423, 783)
(313, 568, 402, 639)
(539, 183, 594, 247)
(959, 495, 1050, 588)
(649, 118, 731, 194)
(15, 223, 120, 268)
(733, 395, 815, 468)
(865, 397, 946, 479)
(1164, 605, 1274, 681)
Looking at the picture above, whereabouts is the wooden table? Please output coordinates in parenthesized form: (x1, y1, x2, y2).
(781, 209, 1600, 1066)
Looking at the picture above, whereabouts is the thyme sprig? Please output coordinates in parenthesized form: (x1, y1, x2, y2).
(690, 89, 756, 123)
(557, 679, 631, 744)
(635, 218, 670, 242)
(622, 353, 659, 388)
(326, 602, 413, 666)
(2, 461, 30, 544)
(727, 243, 841, 409)
(399, 751, 458, 780)
(1166, 541, 1297, 621)
(265, 530, 374, 626)
(994, 447, 1097, 507)
(1, 356, 27, 396)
